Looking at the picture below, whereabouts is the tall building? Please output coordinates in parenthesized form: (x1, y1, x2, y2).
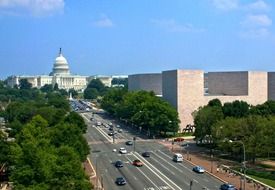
(129, 70, 273, 131)
(7, 48, 88, 91)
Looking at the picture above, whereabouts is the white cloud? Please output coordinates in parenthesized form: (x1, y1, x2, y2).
(241, 14, 272, 27)
(246, 0, 271, 11)
(0, 0, 64, 16)
(240, 28, 270, 38)
(212, 0, 239, 10)
(92, 15, 114, 28)
(151, 19, 204, 33)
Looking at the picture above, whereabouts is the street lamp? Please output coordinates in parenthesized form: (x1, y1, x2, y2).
(229, 140, 246, 190)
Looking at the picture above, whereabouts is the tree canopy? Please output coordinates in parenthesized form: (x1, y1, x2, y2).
(102, 89, 179, 136)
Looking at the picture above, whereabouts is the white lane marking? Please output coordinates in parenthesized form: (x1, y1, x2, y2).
(150, 156, 176, 175)
(193, 179, 199, 183)
(133, 152, 182, 190)
(153, 152, 184, 173)
(124, 156, 161, 190)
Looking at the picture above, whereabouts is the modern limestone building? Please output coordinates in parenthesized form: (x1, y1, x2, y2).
(7, 49, 88, 91)
(129, 70, 274, 131)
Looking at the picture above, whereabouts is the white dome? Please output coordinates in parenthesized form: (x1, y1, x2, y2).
(50, 49, 70, 76)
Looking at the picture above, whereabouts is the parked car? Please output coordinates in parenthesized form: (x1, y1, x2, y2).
(142, 151, 150, 158)
(115, 177, 126, 185)
(220, 183, 237, 190)
(174, 137, 184, 142)
(115, 160, 123, 168)
(116, 125, 121, 128)
(192, 166, 205, 173)
(133, 159, 143, 167)
(108, 132, 114, 136)
(119, 147, 127, 154)
(118, 129, 123, 133)
(125, 141, 133, 145)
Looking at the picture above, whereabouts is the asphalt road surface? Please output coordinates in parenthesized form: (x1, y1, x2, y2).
(82, 112, 223, 190)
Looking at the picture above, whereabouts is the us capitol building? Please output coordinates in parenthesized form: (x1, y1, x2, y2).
(7, 49, 89, 91)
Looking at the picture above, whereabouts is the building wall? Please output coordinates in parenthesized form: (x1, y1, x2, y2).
(128, 73, 162, 96)
(176, 70, 204, 130)
(162, 70, 177, 108)
(207, 72, 248, 95)
(268, 72, 275, 101)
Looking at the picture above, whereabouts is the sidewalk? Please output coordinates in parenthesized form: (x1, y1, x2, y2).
(83, 158, 104, 190)
(159, 140, 270, 190)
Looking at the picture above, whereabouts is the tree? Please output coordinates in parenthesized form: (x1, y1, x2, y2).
(83, 88, 98, 100)
(208, 98, 222, 107)
(87, 79, 105, 92)
(19, 79, 32, 90)
(194, 106, 224, 143)
(40, 84, 53, 93)
(69, 88, 78, 98)
(53, 83, 59, 91)
(223, 100, 249, 118)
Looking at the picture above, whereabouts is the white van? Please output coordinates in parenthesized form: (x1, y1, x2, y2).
(173, 153, 183, 162)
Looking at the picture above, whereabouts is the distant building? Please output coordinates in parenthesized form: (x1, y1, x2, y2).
(7, 48, 88, 91)
(129, 70, 274, 131)
(88, 75, 128, 87)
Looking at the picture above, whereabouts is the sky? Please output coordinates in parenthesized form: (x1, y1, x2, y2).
(0, 0, 275, 79)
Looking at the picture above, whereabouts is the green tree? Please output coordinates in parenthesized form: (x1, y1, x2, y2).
(208, 98, 222, 107)
(19, 79, 32, 90)
(40, 84, 53, 93)
(223, 100, 249, 118)
(194, 106, 224, 142)
(83, 88, 98, 100)
(87, 79, 105, 92)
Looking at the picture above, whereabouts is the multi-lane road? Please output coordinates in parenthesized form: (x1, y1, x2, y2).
(82, 111, 224, 190)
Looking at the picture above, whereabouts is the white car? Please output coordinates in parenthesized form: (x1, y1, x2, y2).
(119, 147, 127, 154)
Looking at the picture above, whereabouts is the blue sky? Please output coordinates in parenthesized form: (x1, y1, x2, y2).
(0, 0, 275, 79)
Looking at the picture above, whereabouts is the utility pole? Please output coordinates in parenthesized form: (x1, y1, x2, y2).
(190, 180, 193, 190)
(133, 136, 136, 152)
(113, 132, 115, 144)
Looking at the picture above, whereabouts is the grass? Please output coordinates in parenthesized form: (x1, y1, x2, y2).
(248, 175, 275, 188)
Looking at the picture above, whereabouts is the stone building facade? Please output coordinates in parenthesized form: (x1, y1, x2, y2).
(129, 70, 271, 131)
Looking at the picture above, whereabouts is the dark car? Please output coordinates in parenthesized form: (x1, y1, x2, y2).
(142, 152, 150, 158)
(125, 141, 133, 145)
(115, 160, 123, 168)
(108, 132, 114, 136)
(115, 177, 126, 185)
(220, 183, 237, 190)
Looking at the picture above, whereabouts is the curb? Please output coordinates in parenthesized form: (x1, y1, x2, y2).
(183, 156, 228, 184)
(87, 157, 96, 178)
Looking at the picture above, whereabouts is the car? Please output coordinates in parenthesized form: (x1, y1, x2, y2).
(108, 132, 114, 136)
(109, 127, 114, 131)
(97, 121, 102, 126)
(116, 125, 121, 128)
(115, 177, 126, 185)
(192, 166, 205, 173)
(220, 183, 237, 190)
(119, 147, 127, 154)
(118, 129, 123, 133)
(174, 137, 184, 142)
(133, 159, 143, 167)
(109, 122, 113, 126)
(115, 160, 123, 168)
(173, 153, 183, 162)
(142, 151, 150, 158)
(125, 141, 133, 145)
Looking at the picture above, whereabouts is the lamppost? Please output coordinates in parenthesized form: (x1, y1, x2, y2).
(229, 140, 246, 190)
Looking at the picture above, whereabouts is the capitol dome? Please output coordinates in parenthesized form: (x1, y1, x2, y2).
(50, 48, 70, 76)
